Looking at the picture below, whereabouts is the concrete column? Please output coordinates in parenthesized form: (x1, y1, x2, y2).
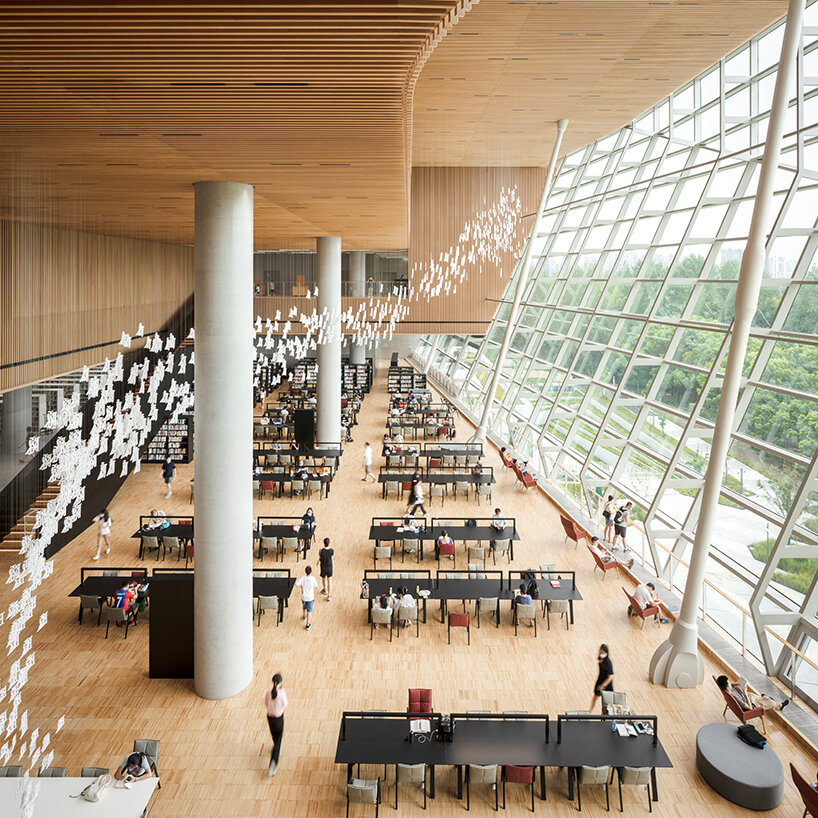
(650, 0, 805, 689)
(349, 341, 366, 366)
(469, 119, 568, 446)
(317, 236, 342, 441)
(349, 250, 366, 297)
(193, 181, 254, 700)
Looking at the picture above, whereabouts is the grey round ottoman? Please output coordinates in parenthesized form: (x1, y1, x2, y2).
(696, 722, 784, 810)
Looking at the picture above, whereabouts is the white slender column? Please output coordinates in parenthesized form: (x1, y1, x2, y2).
(193, 181, 254, 700)
(349, 251, 366, 364)
(650, 0, 805, 688)
(317, 236, 342, 441)
(469, 119, 568, 446)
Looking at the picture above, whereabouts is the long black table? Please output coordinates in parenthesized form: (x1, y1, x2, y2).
(132, 524, 193, 558)
(377, 472, 494, 498)
(69, 574, 296, 622)
(254, 523, 315, 560)
(335, 713, 671, 802)
(253, 445, 343, 461)
(368, 524, 518, 561)
(255, 471, 333, 497)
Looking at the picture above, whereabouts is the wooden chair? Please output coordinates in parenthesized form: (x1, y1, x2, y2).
(623, 588, 659, 628)
(520, 472, 536, 489)
(712, 675, 766, 734)
(560, 515, 587, 548)
(588, 544, 620, 580)
(790, 763, 818, 818)
(502, 765, 536, 812)
(408, 688, 432, 714)
(448, 612, 470, 645)
(499, 450, 514, 469)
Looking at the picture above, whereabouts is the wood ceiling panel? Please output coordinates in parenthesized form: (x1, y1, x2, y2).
(413, 0, 789, 166)
(0, 0, 459, 249)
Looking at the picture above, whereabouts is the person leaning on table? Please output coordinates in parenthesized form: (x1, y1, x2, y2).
(114, 752, 153, 782)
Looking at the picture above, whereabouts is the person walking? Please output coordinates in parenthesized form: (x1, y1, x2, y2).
(362, 442, 375, 482)
(406, 475, 426, 516)
(318, 537, 334, 601)
(264, 673, 287, 776)
(611, 501, 633, 550)
(92, 508, 112, 560)
(295, 565, 319, 630)
(590, 644, 614, 712)
(161, 456, 176, 498)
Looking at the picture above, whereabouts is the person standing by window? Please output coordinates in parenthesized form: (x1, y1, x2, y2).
(590, 644, 614, 712)
(161, 456, 176, 499)
(265, 673, 288, 776)
(92, 508, 112, 560)
(602, 495, 616, 544)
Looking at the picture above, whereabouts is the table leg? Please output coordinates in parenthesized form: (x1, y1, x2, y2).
(422, 598, 427, 624)
(367, 598, 373, 623)
(540, 766, 546, 800)
(456, 765, 463, 799)
(77, 601, 82, 624)
(440, 599, 446, 623)
(429, 764, 435, 798)
(347, 763, 353, 782)
(569, 600, 575, 625)
(651, 768, 658, 801)
(567, 767, 575, 801)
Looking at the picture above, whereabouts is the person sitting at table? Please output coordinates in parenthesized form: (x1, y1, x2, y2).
(396, 586, 415, 608)
(373, 593, 393, 631)
(513, 583, 535, 627)
(715, 674, 789, 711)
(436, 529, 454, 559)
(145, 509, 168, 529)
(114, 580, 138, 625)
(114, 751, 153, 782)
(393, 432, 404, 445)
(280, 406, 289, 422)
(390, 406, 403, 417)
(589, 536, 634, 570)
(471, 461, 483, 476)
(302, 507, 316, 530)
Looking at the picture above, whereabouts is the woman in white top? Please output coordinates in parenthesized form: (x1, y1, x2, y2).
(264, 673, 288, 776)
(92, 508, 112, 560)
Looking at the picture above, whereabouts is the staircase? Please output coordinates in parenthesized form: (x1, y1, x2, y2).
(0, 482, 60, 551)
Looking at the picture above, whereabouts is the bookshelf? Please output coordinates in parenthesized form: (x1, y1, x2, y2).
(387, 366, 426, 393)
(144, 414, 194, 463)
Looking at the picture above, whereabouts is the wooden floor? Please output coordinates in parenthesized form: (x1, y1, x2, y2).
(1, 360, 816, 817)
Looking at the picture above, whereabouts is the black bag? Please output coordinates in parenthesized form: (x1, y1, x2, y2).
(613, 509, 624, 525)
(737, 724, 766, 749)
(526, 579, 539, 600)
(466, 518, 477, 527)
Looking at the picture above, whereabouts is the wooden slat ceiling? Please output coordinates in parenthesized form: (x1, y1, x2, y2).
(0, 0, 790, 249)
(0, 0, 458, 249)
(413, 0, 789, 166)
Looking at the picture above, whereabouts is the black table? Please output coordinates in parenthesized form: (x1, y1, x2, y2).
(335, 714, 672, 802)
(363, 578, 434, 623)
(519, 577, 583, 625)
(69, 575, 296, 622)
(255, 471, 333, 497)
(132, 524, 194, 558)
(368, 524, 518, 561)
(419, 448, 483, 461)
(254, 524, 315, 560)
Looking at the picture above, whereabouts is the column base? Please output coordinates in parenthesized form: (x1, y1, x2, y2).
(649, 620, 704, 688)
(467, 428, 487, 446)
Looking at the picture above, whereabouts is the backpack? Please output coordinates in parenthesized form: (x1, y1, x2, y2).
(613, 508, 624, 525)
(74, 773, 114, 803)
(526, 579, 539, 600)
(737, 724, 766, 749)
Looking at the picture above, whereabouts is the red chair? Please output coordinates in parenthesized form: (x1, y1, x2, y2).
(448, 612, 470, 645)
(400, 481, 413, 500)
(520, 472, 536, 490)
(260, 480, 275, 500)
(560, 515, 587, 548)
(587, 544, 620, 580)
(499, 450, 513, 470)
(429, 458, 442, 468)
(437, 542, 456, 568)
(790, 763, 818, 817)
(184, 543, 194, 569)
(623, 587, 659, 629)
(408, 688, 432, 714)
(502, 765, 536, 812)
(712, 675, 766, 733)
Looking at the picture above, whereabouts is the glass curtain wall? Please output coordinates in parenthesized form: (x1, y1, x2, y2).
(412, 3, 818, 707)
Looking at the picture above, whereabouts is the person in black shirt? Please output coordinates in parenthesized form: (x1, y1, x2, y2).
(317, 537, 334, 602)
(590, 643, 614, 712)
(161, 456, 176, 498)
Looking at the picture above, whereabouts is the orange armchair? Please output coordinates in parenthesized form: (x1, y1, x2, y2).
(623, 587, 658, 628)
(560, 515, 587, 548)
(587, 543, 619, 580)
(790, 763, 818, 817)
(712, 675, 766, 734)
